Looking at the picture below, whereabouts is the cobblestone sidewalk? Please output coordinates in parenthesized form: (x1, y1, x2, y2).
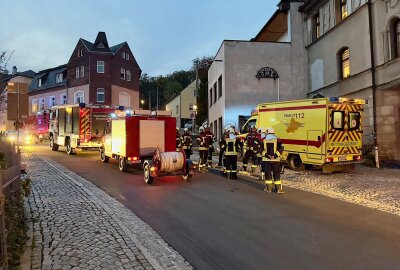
(24, 153, 192, 270)
(192, 152, 400, 216)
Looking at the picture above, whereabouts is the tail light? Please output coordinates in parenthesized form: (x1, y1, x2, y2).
(150, 166, 157, 172)
(353, 155, 361, 161)
(128, 157, 139, 161)
(325, 157, 333, 163)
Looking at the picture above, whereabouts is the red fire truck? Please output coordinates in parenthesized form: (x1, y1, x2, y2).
(48, 104, 117, 154)
(23, 110, 50, 142)
(100, 110, 195, 184)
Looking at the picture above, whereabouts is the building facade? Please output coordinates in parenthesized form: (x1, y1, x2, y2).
(165, 80, 197, 128)
(0, 67, 35, 131)
(301, 0, 400, 160)
(208, 0, 307, 140)
(28, 32, 141, 114)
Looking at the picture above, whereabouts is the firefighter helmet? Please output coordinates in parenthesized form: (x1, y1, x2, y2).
(183, 128, 188, 132)
(199, 126, 204, 132)
(267, 127, 275, 134)
(257, 128, 264, 134)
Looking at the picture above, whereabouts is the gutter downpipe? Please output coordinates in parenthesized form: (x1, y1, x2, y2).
(368, 0, 379, 168)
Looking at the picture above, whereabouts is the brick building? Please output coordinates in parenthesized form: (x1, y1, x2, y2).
(29, 32, 141, 114)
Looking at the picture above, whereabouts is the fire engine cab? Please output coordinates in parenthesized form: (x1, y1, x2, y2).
(48, 103, 117, 154)
(100, 110, 195, 184)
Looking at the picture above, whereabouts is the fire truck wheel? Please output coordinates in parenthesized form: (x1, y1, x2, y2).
(288, 155, 305, 171)
(119, 157, 127, 172)
(50, 137, 59, 151)
(144, 164, 154, 184)
(100, 149, 109, 163)
(66, 140, 74, 155)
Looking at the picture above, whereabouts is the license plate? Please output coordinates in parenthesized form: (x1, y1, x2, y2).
(338, 156, 347, 161)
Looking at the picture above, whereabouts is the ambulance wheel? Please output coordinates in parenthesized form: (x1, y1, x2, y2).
(50, 137, 59, 151)
(119, 157, 127, 172)
(66, 140, 74, 155)
(144, 164, 154, 184)
(288, 155, 305, 171)
(100, 149, 109, 163)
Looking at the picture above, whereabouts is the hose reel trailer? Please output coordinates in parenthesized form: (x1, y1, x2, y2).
(143, 149, 196, 184)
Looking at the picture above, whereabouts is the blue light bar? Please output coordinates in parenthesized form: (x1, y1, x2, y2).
(329, 97, 339, 103)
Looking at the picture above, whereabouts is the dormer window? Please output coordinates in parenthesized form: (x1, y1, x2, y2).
(38, 78, 42, 87)
(97, 42, 105, 49)
(56, 73, 63, 83)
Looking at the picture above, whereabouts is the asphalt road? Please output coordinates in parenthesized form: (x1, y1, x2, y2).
(26, 144, 400, 270)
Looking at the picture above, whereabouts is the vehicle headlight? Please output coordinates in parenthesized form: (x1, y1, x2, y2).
(8, 136, 16, 142)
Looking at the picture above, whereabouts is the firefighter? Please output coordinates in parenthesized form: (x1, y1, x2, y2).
(176, 128, 182, 151)
(204, 124, 215, 167)
(218, 127, 229, 167)
(197, 126, 208, 172)
(261, 127, 284, 193)
(181, 128, 193, 159)
(256, 128, 265, 169)
(224, 127, 241, 180)
(251, 127, 263, 173)
(242, 126, 258, 173)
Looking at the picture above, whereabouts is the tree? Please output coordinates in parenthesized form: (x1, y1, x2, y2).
(191, 56, 214, 126)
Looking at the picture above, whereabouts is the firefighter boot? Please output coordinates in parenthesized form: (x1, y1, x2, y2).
(274, 180, 285, 194)
(264, 180, 273, 192)
(231, 172, 237, 180)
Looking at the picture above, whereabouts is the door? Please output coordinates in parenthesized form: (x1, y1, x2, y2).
(307, 130, 323, 159)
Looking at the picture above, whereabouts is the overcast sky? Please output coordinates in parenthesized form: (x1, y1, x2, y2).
(0, 0, 278, 76)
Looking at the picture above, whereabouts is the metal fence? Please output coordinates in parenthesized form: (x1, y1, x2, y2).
(0, 140, 21, 270)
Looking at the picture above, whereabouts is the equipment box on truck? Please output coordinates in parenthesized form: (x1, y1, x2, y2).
(100, 110, 176, 170)
(48, 103, 116, 154)
(240, 97, 366, 173)
(100, 110, 196, 184)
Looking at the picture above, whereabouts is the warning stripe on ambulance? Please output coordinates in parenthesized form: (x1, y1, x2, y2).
(328, 104, 362, 156)
(80, 108, 91, 139)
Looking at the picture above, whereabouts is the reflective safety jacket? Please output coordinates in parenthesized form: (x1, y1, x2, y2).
(181, 133, 193, 150)
(196, 132, 208, 151)
(253, 136, 263, 157)
(244, 131, 257, 151)
(224, 135, 241, 156)
(261, 134, 283, 162)
(176, 134, 182, 151)
(204, 131, 215, 149)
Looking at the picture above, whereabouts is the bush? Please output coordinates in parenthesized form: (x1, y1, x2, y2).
(5, 177, 31, 268)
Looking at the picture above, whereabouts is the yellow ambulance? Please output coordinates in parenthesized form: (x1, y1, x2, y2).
(240, 97, 366, 173)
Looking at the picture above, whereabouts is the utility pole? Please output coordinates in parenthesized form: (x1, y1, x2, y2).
(17, 82, 20, 151)
(156, 86, 159, 110)
(148, 88, 151, 110)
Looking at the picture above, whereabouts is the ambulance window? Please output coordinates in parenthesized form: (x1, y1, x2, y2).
(348, 112, 360, 130)
(241, 119, 256, 133)
(332, 111, 344, 130)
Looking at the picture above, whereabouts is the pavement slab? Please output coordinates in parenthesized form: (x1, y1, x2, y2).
(24, 152, 193, 270)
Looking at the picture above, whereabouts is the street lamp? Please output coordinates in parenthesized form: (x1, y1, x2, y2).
(191, 104, 198, 134)
(140, 99, 144, 109)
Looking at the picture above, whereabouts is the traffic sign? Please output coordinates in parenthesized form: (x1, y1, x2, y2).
(190, 112, 196, 119)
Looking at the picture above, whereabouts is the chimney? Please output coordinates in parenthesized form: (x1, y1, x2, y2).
(12, 66, 17, 75)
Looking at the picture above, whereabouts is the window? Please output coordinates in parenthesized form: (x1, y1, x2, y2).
(218, 75, 222, 98)
(348, 112, 360, 130)
(120, 68, 126, 80)
(97, 61, 105, 73)
(332, 111, 344, 130)
(126, 53, 129, 60)
(97, 88, 105, 103)
(39, 98, 45, 111)
(126, 70, 131, 81)
(32, 99, 38, 113)
(209, 88, 212, 107)
(74, 91, 84, 104)
(76, 67, 80, 78)
(340, 0, 348, 20)
(241, 118, 257, 134)
(122, 51, 126, 59)
(38, 78, 42, 87)
(176, 105, 179, 114)
(338, 47, 350, 79)
(214, 82, 217, 103)
(390, 17, 400, 59)
(313, 13, 321, 41)
(56, 73, 63, 83)
(60, 94, 67, 105)
(80, 65, 84, 77)
(77, 49, 83, 57)
(218, 117, 223, 140)
(49, 96, 56, 107)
